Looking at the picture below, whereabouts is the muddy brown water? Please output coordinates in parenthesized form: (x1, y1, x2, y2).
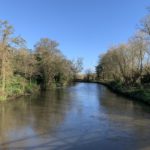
(0, 83, 150, 150)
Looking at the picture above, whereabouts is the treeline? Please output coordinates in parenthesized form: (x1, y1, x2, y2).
(96, 11, 150, 87)
(0, 20, 82, 100)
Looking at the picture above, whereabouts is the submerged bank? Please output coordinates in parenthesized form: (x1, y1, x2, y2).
(76, 80, 150, 105)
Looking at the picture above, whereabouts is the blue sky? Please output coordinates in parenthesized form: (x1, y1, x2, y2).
(0, 0, 149, 72)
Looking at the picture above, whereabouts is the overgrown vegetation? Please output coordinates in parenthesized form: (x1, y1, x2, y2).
(96, 9, 150, 104)
(0, 20, 83, 100)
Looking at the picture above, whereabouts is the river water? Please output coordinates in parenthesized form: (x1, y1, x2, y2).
(0, 83, 150, 150)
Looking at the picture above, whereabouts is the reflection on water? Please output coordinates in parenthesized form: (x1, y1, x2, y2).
(0, 83, 150, 150)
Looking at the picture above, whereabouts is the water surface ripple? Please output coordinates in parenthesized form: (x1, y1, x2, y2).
(0, 83, 150, 150)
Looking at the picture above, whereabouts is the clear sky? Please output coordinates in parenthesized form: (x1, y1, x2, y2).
(0, 0, 149, 72)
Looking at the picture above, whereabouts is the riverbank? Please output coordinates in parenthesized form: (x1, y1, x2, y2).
(102, 81, 150, 105)
(0, 88, 39, 101)
(0, 79, 73, 101)
(75, 80, 150, 105)
(0, 76, 39, 101)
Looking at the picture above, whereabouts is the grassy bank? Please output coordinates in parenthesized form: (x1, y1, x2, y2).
(76, 79, 150, 105)
(0, 75, 39, 101)
(98, 81, 150, 105)
(0, 76, 73, 101)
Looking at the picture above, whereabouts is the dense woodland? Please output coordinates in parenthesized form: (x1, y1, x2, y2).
(0, 20, 82, 100)
(96, 11, 150, 87)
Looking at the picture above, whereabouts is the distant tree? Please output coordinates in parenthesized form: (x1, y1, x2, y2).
(84, 69, 95, 81)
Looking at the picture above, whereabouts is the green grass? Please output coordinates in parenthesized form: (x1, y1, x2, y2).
(0, 75, 39, 101)
(106, 81, 150, 105)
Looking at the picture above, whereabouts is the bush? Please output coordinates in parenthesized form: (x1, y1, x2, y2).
(25, 82, 39, 93)
(0, 75, 39, 101)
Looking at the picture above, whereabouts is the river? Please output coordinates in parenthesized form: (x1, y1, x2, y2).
(0, 83, 150, 150)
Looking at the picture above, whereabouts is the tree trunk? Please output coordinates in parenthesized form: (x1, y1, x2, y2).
(1, 52, 6, 92)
